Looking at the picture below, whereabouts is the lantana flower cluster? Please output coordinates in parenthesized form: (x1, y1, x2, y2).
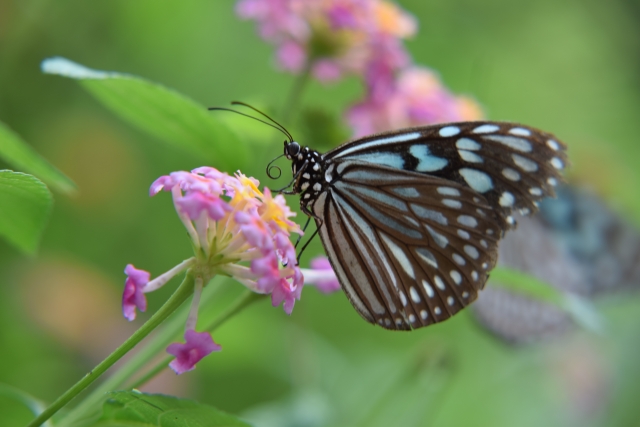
(236, 0, 416, 83)
(236, 0, 483, 136)
(122, 167, 338, 374)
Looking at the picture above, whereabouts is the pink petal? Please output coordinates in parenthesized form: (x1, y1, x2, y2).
(122, 264, 150, 321)
(167, 330, 221, 374)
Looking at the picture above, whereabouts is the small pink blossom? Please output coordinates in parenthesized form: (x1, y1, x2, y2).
(305, 257, 341, 293)
(277, 41, 307, 72)
(122, 264, 150, 321)
(167, 330, 221, 374)
(271, 268, 304, 314)
(175, 191, 231, 221)
(347, 66, 484, 136)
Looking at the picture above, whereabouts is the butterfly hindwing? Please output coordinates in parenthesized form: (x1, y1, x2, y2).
(312, 161, 503, 330)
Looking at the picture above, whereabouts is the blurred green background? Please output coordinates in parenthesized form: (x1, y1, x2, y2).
(1, 0, 640, 426)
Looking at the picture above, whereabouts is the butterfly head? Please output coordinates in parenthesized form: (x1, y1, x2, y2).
(284, 140, 301, 160)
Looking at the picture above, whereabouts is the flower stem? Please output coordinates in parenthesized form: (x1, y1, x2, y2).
(282, 60, 313, 124)
(26, 272, 196, 427)
(129, 289, 266, 390)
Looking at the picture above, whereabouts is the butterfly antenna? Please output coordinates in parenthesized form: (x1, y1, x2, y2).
(207, 107, 292, 141)
(231, 101, 293, 141)
(266, 154, 284, 179)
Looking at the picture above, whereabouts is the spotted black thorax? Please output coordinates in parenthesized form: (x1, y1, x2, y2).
(284, 140, 326, 208)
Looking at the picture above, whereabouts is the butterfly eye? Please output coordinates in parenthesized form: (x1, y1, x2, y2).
(286, 141, 301, 158)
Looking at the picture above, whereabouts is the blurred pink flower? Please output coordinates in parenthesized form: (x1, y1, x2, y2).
(236, 0, 416, 83)
(167, 330, 222, 374)
(347, 66, 484, 137)
(303, 256, 341, 293)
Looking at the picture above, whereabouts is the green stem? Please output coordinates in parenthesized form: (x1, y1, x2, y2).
(57, 279, 225, 427)
(26, 273, 196, 427)
(282, 60, 313, 124)
(129, 290, 265, 390)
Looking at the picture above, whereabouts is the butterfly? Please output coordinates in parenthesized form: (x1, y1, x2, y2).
(209, 104, 568, 330)
(282, 122, 567, 330)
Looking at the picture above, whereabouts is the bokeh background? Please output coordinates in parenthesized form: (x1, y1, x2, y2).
(1, 0, 640, 426)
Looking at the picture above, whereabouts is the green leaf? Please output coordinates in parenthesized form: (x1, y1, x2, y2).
(490, 267, 603, 332)
(0, 171, 53, 255)
(0, 383, 53, 427)
(41, 57, 248, 171)
(0, 121, 76, 195)
(95, 391, 251, 427)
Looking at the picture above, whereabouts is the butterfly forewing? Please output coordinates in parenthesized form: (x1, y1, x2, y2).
(313, 161, 503, 330)
(288, 120, 568, 330)
(325, 122, 568, 223)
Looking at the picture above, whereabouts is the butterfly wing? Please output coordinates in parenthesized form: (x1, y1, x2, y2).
(325, 121, 568, 224)
(312, 160, 504, 330)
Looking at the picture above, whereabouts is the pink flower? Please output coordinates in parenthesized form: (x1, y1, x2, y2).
(122, 264, 150, 321)
(277, 41, 306, 72)
(124, 167, 307, 372)
(304, 257, 342, 293)
(167, 330, 221, 374)
(347, 66, 484, 136)
(271, 268, 304, 314)
(236, 0, 417, 84)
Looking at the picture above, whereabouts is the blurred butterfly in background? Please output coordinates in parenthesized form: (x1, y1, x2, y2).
(211, 103, 568, 330)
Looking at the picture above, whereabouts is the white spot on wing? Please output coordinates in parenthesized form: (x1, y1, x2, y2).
(483, 135, 532, 152)
(437, 187, 460, 196)
(439, 126, 460, 137)
(502, 168, 521, 181)
(435, 306, 442, 315)
(420, 309, 428, 319)
(529, 187, 542, 196)
(512, 154, 538, 172)
(394, 187, 420, 197)
(459, 150, 483, 163)
(459, 168, 493, 193)
(472, 124, 499, 134)
(547, 140, 560, 150)
(410, 286, 421, 303)
(457, 215, 478, 228)
(499, 191, 515, 207)
(399, 291, 407, 307)
(456, 138, 481, 150)
(457, 229, 470, 240)
(409, 145, 448, 172)
(551, 157, 564, 169)
(434, 275, 446, 290)
(442, 199, 462, 209)
(452, 253, 466, 265)
(447, 296, 454, 306)
(450, 270, 462, 285)
(464, 245, 479, 259)
(422, 280, 435, 298)
(509, 127, 531, 136)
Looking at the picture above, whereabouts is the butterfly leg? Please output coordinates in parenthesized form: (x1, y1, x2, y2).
(270, 162, 309, 194)
(293, 201, 325, 265)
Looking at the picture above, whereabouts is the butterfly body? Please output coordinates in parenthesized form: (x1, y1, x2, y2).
(283, 121, 568, 330)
